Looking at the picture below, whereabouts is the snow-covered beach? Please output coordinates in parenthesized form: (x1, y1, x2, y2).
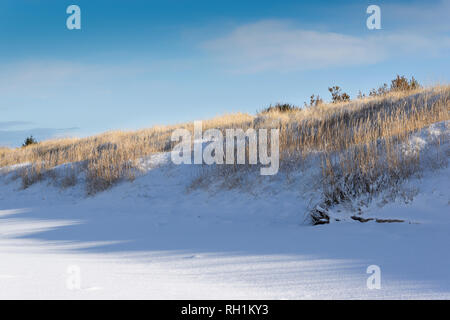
(1, 123, 448, 299)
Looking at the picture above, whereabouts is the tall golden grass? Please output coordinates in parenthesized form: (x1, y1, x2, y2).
(0, 113, 253, 193)
(262, 86, 449, 157)
(0, 85, 449, 195)
(193, 85, 449, 204)
(256, 85, 449, 215)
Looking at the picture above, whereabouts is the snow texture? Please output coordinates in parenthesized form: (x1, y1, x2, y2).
(0, 122, 449, 299)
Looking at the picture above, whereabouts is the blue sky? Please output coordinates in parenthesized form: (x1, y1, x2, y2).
(1, 0, 449, 146)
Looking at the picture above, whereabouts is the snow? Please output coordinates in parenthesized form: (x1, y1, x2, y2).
(402, 121, 448, 156)
(0, 122, 449, 299)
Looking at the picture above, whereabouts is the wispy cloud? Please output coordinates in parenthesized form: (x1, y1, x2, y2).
(203, 17, 450, 73)
(0, 60, 151, 98)
(203, 20, 385, 73)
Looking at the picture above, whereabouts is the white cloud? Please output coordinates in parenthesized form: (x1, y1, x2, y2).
(0, 60, 149, 97)
(203, 19, 450, 73)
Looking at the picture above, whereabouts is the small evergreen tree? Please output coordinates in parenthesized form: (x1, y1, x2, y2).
(22, 135, 38, 147)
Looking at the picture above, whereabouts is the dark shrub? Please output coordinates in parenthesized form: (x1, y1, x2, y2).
(261, 103, 299, 113)
(328, 86, 350, 103)
(369, 83, 389, 97)
(390, 75, 420, 92)
(305, 94, 323, 108)
(360, 75, 421, 99)
(22, 135, 38, 147)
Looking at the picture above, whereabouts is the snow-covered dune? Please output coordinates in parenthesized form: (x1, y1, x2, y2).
(0, 122, 449, 299)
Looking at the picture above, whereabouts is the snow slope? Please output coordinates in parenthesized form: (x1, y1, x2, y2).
(0, 122, 449, 299)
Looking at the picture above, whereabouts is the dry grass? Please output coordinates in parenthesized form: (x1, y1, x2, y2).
(0, 113, 253, 194)
(0, 147, 10, 160)
(260, 86, 449, 155)
(0, 86, 449, 196)
(195, 85, 449, 207)
(255, 85, 449, 214)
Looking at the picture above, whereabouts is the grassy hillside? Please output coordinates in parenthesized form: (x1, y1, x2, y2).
(1, 85, 449, 199)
